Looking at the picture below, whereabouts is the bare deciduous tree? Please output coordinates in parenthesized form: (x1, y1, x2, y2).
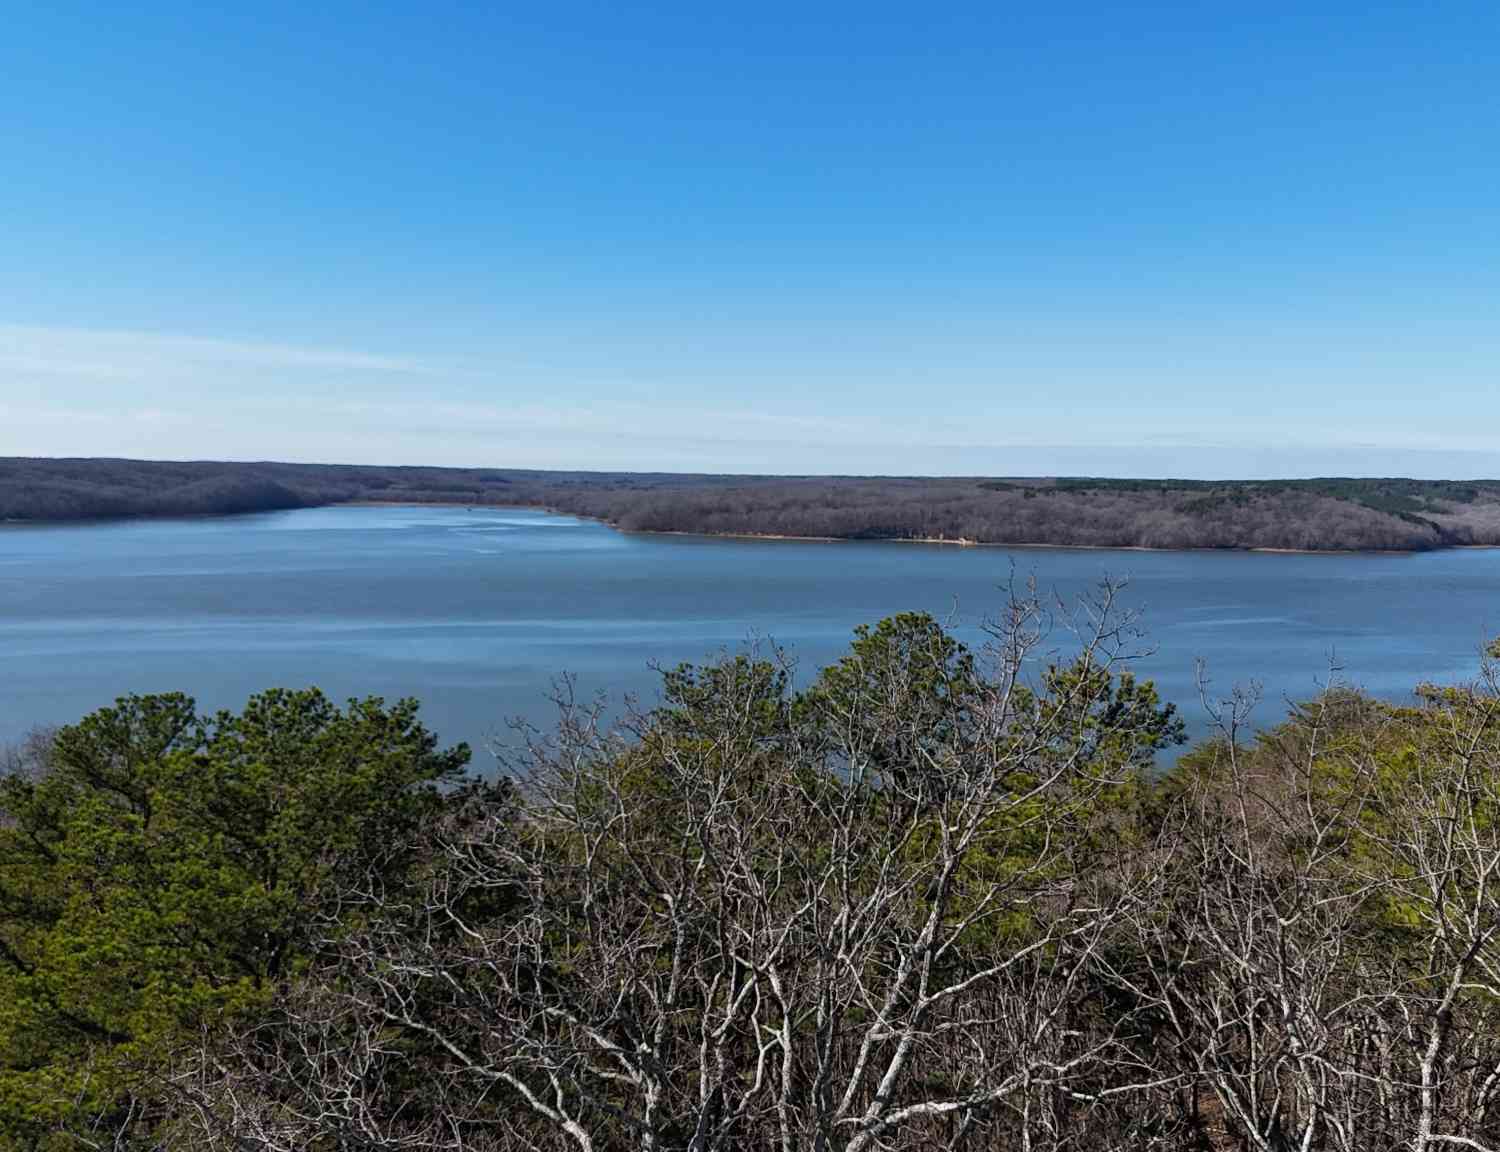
(167, 589, 1181, 1151)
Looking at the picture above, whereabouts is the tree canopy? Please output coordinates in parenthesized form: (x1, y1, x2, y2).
(5, 609, 1500, 1150)
(0, 689, 468, 1144)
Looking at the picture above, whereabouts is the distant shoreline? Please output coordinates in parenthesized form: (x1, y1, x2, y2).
(341, 501, 1430, 556)
(7, 458, 1500, 554)
(10, 500, 1386, 555)
(0, 496, 1482, 557)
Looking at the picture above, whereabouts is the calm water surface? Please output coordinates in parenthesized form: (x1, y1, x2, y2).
(3, 505, 1498, 763)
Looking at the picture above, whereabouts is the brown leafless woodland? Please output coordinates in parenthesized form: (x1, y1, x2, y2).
(7, 458, 1500, 552)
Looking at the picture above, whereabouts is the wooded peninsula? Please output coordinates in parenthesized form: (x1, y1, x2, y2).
(7, 456, 1500, 551)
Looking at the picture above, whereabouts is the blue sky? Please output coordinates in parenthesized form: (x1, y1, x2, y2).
(2, 2, 1498, 476)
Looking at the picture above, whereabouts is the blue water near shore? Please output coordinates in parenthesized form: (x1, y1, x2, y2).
(3, 505, 1497, 764)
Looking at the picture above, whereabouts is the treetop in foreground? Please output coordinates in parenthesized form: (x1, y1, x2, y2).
(5, 602, 1500, 1149)
(0, 688, 468, 1143)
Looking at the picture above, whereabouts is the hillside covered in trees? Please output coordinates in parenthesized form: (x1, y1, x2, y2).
(7, 598, 1500, 1150)
(7, 457, 1500, 551)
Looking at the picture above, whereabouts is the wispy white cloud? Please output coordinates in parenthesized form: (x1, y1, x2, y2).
(318, 397, 962, 446)
(1, 324, 991, 446)
(4, 323, 1499, 477)
(0, 324, 440, 382)
(0, 403, 198, 426)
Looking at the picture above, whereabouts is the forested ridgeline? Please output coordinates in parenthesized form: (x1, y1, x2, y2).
(6, 598, 1500, 1150)
(8, 457, 1500, 550)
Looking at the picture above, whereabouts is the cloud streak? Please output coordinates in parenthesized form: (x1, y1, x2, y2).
(5, 324, 1500, 478)
(0, 324, 441, 382)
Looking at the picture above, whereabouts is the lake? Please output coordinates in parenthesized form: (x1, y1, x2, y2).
(2, 504, 1497, 765)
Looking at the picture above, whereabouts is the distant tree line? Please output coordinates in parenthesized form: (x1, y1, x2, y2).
(547, 476, 1500, 551)
(5, 457, 1500, 550)
(7, 592, 1500, 1149)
